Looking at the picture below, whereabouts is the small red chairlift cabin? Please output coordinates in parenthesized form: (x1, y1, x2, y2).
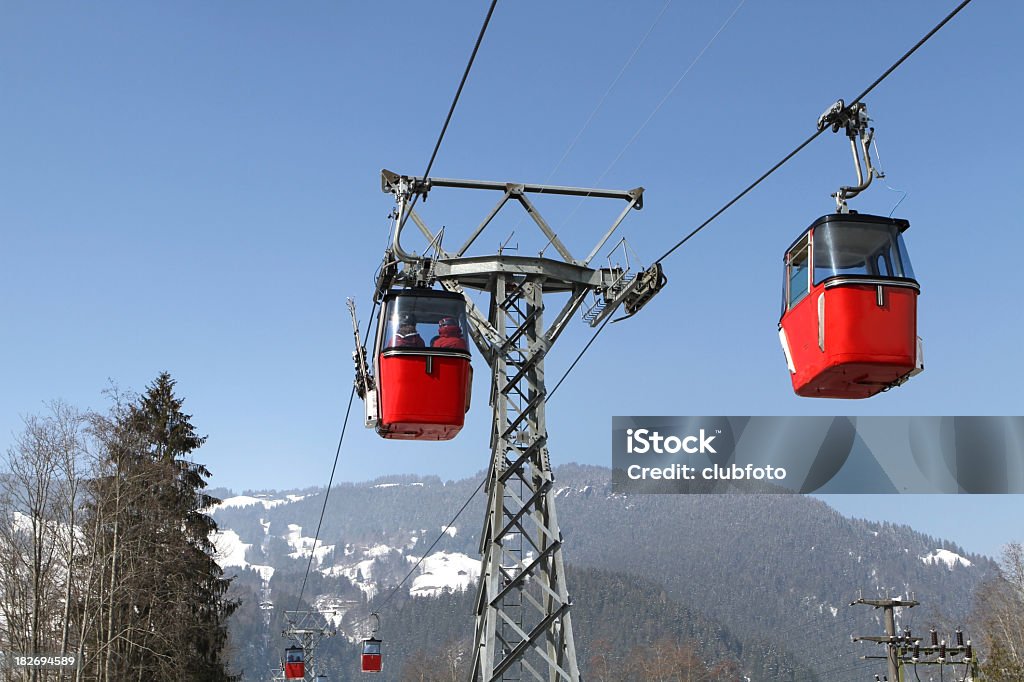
(284, 645, 304, 680)
(778, 212, 923, 398)
(360, 612, 383, 673)
(368, 288, 472, 440)
(361, 637, 383, 673)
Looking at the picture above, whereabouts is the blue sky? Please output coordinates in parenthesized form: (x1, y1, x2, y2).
(2, 1, 1021, 558)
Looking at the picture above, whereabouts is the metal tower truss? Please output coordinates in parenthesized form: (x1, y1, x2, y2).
(379, 170, 662, 681)
(282, 610, 335, 681)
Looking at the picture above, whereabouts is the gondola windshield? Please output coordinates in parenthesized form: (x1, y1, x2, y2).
(382, 295, 470, 352)
(812, 218, 915, 284)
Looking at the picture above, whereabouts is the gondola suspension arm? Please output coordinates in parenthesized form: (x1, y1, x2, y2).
(818, 100, 882, 211)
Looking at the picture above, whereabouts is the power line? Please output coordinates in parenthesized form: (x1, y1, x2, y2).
(654, 0, 975, 265)
(590, 0, 747, 188)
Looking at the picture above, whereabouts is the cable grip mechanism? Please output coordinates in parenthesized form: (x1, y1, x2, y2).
(818, 100, 883, 212)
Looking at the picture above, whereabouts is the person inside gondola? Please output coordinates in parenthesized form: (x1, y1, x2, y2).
(431, 316, 467, 350)
(390, 313, 424, 348)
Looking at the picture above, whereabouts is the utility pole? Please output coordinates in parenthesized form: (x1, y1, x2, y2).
(851, 597, 978, 681)
(852, 597, 917, 681)
(378, 169, 663, 681)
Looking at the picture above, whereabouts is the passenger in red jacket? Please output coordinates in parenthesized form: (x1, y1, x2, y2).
(390, 313, 425, 348)
(431, 316, 468, 350)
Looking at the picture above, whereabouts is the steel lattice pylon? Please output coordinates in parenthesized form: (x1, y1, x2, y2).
(471, 273, 580, 681)
(374, 170, 660, 682)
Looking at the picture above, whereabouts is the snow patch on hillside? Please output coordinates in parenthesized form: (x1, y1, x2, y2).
(921, 549, 972, 569)
(286, 524, 334, 563)
(408, 552, 479, 597)
(211, 529, 275, 581)
(366, 544, 394, 558)
(322, 559, 379, 599)
(211, 495, 287, 511)
(442, 525, 457, 538)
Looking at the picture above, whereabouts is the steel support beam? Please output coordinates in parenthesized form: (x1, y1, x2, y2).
(469, 274, 581, 682)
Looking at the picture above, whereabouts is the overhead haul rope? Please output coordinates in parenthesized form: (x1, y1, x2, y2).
(294, 302, 376, 611)
(293, 0, 500, 616)
(360, 477, 487, 621)
(654, 0, 974, 265)
(306, 0, 976, 630)
(357, 317, 611, 622)
(552, 0, 747, 233)
(558, 0, 975, 390)
(544, 0, 675, 184)
(397, 0, 499, 235)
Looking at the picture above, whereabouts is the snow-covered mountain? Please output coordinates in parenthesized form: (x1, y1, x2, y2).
(207, 466, 996, 682)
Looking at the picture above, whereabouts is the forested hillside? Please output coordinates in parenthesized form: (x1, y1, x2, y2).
(209, 465, 994, 681)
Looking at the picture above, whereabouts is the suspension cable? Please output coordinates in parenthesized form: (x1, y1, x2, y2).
(294, 385, 357, 610)
(300, 0, 975, 634)
(360, 309, 610, 620)
(397, 0, 499, 235)
(292, 0, 500, 617)
(654, 0, 974, 265)
(364, 476, 487, 619)
(293, 297, 379, 611)
(546, 0, 974, 404)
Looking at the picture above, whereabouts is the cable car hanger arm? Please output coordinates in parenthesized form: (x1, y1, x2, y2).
(817, 100, 882, 211)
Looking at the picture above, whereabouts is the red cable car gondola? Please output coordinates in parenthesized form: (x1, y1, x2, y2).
(284, 645, 305, 680)
(367, 289, 472, 440)
(361, 637, 383, 673)
(778, 212, 923, 398)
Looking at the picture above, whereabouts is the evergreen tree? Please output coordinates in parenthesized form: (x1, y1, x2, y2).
(86, 373, 237, 680)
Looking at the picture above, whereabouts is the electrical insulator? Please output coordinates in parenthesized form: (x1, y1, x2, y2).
(965, 643, 973, 660)
(939, 641, 947, 660)
(930, 628, 938, 646)
(913, 643, 920, 661)
(955, 628, 963, 647)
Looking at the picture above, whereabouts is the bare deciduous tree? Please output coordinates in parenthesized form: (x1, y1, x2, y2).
(972, 542, 1024, 681)
(0, 401, 88, 682)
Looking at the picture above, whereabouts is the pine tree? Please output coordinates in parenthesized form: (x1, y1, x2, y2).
(86, 373, 238, 680)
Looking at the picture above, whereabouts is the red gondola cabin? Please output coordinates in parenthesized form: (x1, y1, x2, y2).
(361, 637, 382, 673)
(778, 213, 923, 398)
(369, 289, 472, 440)
(284, 646, 304, 680)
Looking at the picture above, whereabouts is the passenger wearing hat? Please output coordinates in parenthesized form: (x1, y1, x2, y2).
(390, 312, 425, 348)
(431, 316, 468, 350)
